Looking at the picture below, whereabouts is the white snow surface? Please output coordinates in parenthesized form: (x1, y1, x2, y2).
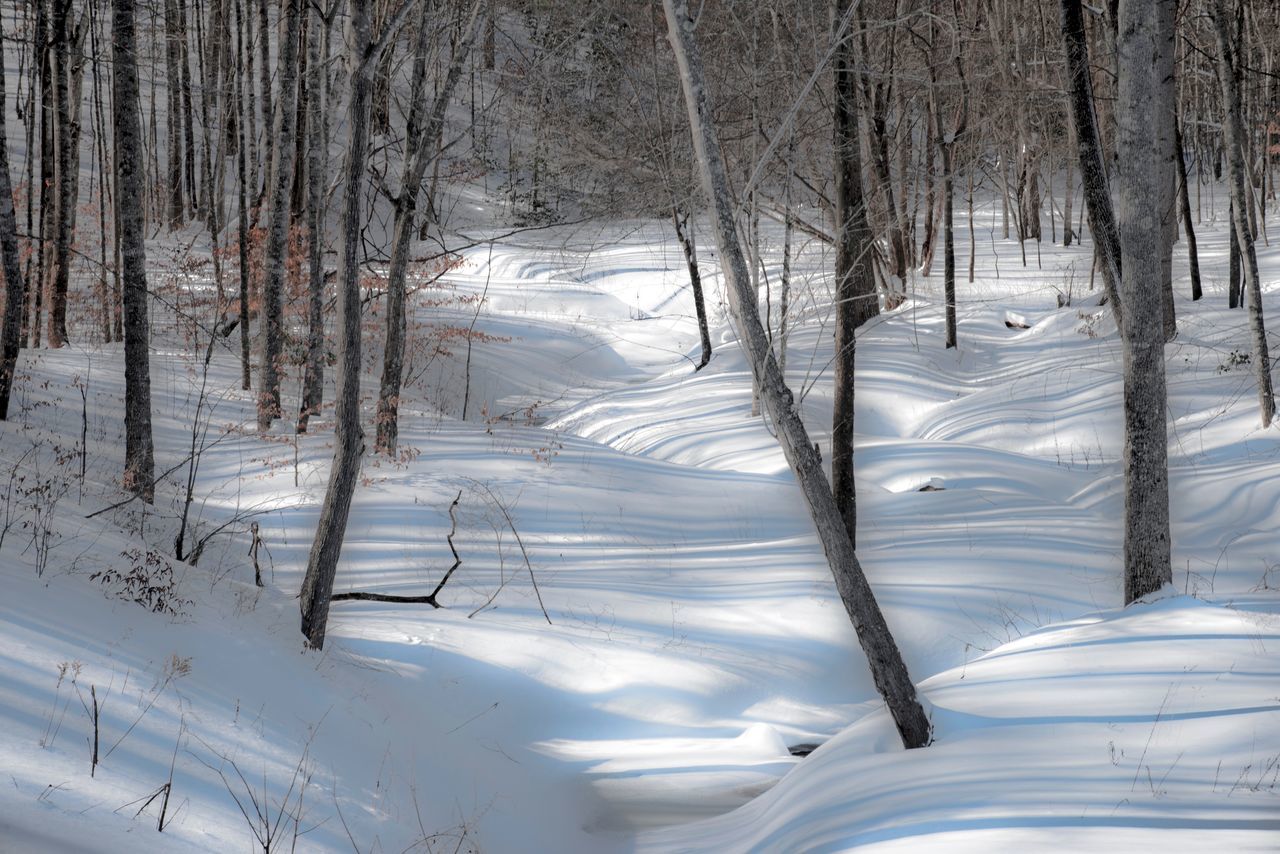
(0, 203, 1278, 853)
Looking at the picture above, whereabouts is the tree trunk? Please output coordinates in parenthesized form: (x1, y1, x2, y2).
(832, 0, 880, 549)
(1227, 200, 1242, 309)
(376, 3, 482, 454)
(0, 13, 27, 420)
(1212, 0, 1275, 427)
(299, 0, 375, 650)
(1116, 0, 1174, 603)
(164, 0, 185, 225)
(1063, 123, 1075, 247)
(941, 41, 968, 351)
(46, 0, 77, 348)
(663, 0, 930, 751)
(235, 0, 252, 391)
(178, 0, 197, 216)
(672, 204, 712, 371)
(255, 0, 302, 431)
(297, 1, 328, 432)
(256, 0, 271, 205)
(113, 0, 156, 503)
(1060, 0, 1124, 334)
(1174, 120, 1201, 301)
(779, 129, 795, 378)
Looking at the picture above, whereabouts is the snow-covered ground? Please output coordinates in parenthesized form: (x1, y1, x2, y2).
(0, 199, 1277, 852)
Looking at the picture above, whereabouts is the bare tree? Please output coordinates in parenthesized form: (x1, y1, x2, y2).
(1211, 0, 1275, 428)
(300, 0, 408, 650)
(0, 12, 27, 420)
(376, 1, 483, 455)
(663, 0, 930, 750)
(831, 0, 879, 548)
(1116, 0, 1175, 603)
(114, 0, 156, 502)
(1060, 0, 1124, 333)
(256, 0, 303, 431)
(939, 6, 968, 351)
(297, 1, 336, 433)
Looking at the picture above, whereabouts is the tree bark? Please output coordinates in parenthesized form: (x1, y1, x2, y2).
(671, 204, 712, 371)
(1116, 0, 1174, 603)
(663, 0, 930, 750)
(297, 1, 328, 432)
(255, 0, 302, 431)
(1060, 0, 1124, 334)
(46, 0, 78, 348)
(832, 0, 880, 548)
(113, 0, 156, 503)
(235, 0, 252, 391)
(164, 0, 185, 225)
(376, 2, 482, 454)
(1174, 120, 1201, 301)
(299, 0, 376, 650)
(1212, 0, 1275, 427)
(0, 13, 27, 420)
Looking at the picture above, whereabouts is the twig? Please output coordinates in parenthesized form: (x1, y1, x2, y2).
(464, 479, 551, 624)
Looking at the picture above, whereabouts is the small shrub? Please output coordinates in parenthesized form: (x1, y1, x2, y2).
(1217, 349, 1251, 373)
(91, 549, 192, 617)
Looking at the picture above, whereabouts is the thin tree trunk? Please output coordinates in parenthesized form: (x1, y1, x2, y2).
(1060, 0, 1125, 334)
(113, 0, 155, 503)
(297, 2, 328, 431)
(1116, 0, 1174, 603)
(46, 0, 76, 348)
(178, 0, 197, 216)
(299, 0, 376, 650)
(1212, 0, 1275, 427)
(256, 0, 270, 205)
(1227, 200, 1242, 309)
(941, 39, 968, 351)
(1063, 123, 1075, 246)
(832, 0, 880, 548)
(236, 0, 251, 390)
(255, 0, 302, 431)
(664, 0, 930, 751)
(672, 204, 712, 371)
(779, 129, 795, 378)
(376, 3, 482, 454)
(0, 13, 27, 419)
(1175, 120, 1201, 300)
(164, 0, 185, 225)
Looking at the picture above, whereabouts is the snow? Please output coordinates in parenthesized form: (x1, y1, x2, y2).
(0, 197, 1278, 852)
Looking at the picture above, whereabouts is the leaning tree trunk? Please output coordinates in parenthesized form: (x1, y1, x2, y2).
(299, 0, 376, 650)
(1116, 0, 1174, 604)
(113, 0, 155, 503)
(1060, 0, 1124, 335)
(376, 2, 482, 454)
(0, 13, 27, 420)
(832, 0, 880, 548)
(1212, 0, 1275, 428)
(663, 0, 930, 750)
(256, 0, 302, 431)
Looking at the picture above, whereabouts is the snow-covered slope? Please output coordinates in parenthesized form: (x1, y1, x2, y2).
(0, 204, 1277, 852)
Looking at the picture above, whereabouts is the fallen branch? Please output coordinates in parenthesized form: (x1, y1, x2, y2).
(332, 491, 462, 607)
